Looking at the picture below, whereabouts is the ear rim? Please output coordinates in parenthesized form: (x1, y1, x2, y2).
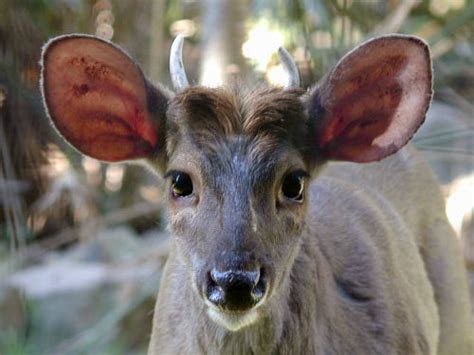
(40, 33, 169, 163)
(330, 33, 432, 87)
(307, 34, 433, 163)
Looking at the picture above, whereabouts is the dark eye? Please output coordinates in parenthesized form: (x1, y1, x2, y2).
(169, 171, 193, 198)
(281, 171, 306, 201)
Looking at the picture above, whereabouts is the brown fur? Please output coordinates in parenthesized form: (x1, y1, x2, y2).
(166, 86, 309, 163)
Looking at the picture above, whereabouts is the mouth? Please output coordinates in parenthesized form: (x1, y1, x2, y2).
(206, 305, 261, 331)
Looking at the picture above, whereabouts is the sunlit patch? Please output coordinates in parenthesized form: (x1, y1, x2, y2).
(140, 186, 161, 202)
(94, 0, 114, 40)
(170, 19, 196, 37)
(430, 0, 465, 16)
(201, 56, 224, 87)
(82, 156, 102, 185)
(266, 65, 287, 87)
(27, 214, 47, 233)
(45, 144, 70, 178)
(96, 23, 114, 40)
(105, 164, 124, 192)
(445, 173, 474, 237)
(242, 20, 284, 71)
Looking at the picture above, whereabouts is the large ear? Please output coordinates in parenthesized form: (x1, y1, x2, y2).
(40, 34, 169, 162)
(306, 35, 432, 163)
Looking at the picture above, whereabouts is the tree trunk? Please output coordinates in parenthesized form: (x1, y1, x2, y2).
(200, 0, 247, 86)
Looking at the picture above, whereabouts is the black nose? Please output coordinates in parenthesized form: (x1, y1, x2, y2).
(206, 268, 266, 311)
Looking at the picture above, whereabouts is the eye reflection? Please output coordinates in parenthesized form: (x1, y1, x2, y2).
(281, 171, 306, 201)
(168, 171, 193, 198)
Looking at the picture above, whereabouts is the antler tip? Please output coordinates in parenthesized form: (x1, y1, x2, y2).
(170, 34, 190, 91)
(277, 46, 300, 89)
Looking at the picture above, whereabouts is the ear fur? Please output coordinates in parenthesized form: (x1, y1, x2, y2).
(306, 34, 432, 163)
(40, 34, 170, 163)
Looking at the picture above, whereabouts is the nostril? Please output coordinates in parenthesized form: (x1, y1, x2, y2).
(209, 268, 223, 287)
(206, 268, 266, 311)
(208, 270, 218, 286)
(206, 271, 224, 306)
(210, 269, 260, 290)
(252, 267, 266, 301)
(245, 269, 260, 288)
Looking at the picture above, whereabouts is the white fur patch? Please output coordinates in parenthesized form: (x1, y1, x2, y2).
(207, 307, 260, 332)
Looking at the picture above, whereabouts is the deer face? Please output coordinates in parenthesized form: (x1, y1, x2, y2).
(163, 86, 310, 330)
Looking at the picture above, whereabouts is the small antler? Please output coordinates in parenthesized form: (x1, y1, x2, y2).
(170, 34, 190, 91)
(278, 47, 300, 88)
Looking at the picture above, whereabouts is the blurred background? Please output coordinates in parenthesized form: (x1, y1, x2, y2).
(0, 0, 473, 353)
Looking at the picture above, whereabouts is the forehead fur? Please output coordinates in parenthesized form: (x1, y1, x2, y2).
(166, 85, 308, 161)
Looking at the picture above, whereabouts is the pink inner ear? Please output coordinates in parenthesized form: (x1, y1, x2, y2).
(315, 36, 432, 162)
(42, 36, 159, 162)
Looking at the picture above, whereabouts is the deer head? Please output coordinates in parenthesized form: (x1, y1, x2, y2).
(40, 34, 431, 331)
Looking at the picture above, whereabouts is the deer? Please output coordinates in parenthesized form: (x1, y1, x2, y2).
(40, 33, 473, 354)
